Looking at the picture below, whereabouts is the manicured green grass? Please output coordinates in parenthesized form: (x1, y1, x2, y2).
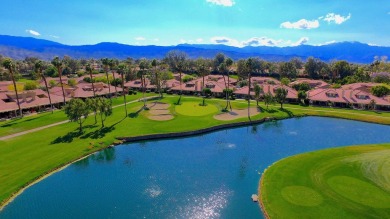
(260, 144, 390, 219)
(0, 93, 154, 137)
(0, 95, 390, 208)
(175, 101, 219, 116)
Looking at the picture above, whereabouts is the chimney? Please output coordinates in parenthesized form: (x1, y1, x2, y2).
(342, 90, 345, 98)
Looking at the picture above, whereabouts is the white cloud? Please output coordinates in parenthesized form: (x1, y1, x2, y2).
(291, 37, 309, 46)
(26, 29, 40, 36)
(322, 13, 351, 24)
(49, 35, 59, 39)
(316, 40, 336, 46)
(206, 0, 235, 7)
(242, 37, 283, 47)
(196, 38, 204, 43)
(280, 19, 319, 29)
(135, 37, 146, 41)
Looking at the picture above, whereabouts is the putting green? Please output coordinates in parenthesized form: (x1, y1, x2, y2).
(175, 102, 218, 116)
(260, 144, 390, 219)
(281, 186, 323, 207)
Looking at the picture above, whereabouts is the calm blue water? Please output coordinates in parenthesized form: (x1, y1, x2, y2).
(2, 117, 390, 218)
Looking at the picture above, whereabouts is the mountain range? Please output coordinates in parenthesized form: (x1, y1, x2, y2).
(0, 35, 389, 63)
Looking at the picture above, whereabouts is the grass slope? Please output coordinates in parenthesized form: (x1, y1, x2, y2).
(260, 144, 390, 219)
(0, 95, 390, 207)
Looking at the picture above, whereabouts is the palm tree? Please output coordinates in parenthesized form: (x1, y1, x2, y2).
(35, 60, 53, 113)
(225, 58, 234, 111)
(101, 58, 112, 99)
(51, 57, 66, 105)
(165, 50, 188, 105)
(254, 84, 263, 107)
(139, 59, 150, 108)
(195, 58, 208, 106)
(117, 63, 128, 116)
(109, 59, 118, 96)
(2, 58, 22, 117)
(245, 58, 254, 121)
(151, 59, 161, 98)
(85, 63, 96, 97)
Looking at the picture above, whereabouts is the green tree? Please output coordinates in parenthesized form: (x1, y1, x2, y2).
(332, 60, 352, 80)
(35, 60, 53, 113)
(64, 98, 90, 133)
(86, 98, 99, 124)
(51, 56, 66, 105)
(195, 57, 209, 106)
(263, 92, 274, 109)
(2, 58, 22, 117)
(280, 78, 290, 86)
(297, 91, 308, 105)
(24, 81, 38, 90)
(275, 87, 288, 109)
(108, 59, 118, 95)
(254, 84, 263, 106)
(279, 62, 297, 79)
(97, 97, 112, 127)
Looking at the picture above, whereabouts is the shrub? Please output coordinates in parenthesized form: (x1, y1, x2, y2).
(83, 77, 93, 83)
(371, 85, 390, 97)
(110, 78, 122, 86)
(183, 75, 194, 83)
(24, 81, 38, 90)
(68, 79, 77, 87)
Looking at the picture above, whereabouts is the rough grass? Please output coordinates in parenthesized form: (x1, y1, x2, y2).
(260, 144, 390, 219)
(0, 93, 153, 137)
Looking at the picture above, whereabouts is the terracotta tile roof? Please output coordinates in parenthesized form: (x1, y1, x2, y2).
(234, 85, 298, 99)
(308, 88, 390, 106)
(0, 89, 70, 113)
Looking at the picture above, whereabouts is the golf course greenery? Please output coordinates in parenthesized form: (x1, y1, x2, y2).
(1, 94, 390, 215)
(259, 143, 390, 219)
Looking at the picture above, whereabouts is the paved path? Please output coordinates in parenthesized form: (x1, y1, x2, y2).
(0, 96, 158, 141)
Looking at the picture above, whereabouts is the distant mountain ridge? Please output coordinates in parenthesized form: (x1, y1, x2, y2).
(0, 35, 389, 63)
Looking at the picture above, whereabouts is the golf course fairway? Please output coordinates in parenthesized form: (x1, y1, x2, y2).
(259, 143, 390, 219)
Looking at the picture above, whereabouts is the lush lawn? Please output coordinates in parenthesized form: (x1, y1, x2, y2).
(1, 95, 390, 208)
(260, 143, 390, 219)
(0, 93, 154, 137)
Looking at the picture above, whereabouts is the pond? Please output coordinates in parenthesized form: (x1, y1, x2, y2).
(2, 117, 390, 218)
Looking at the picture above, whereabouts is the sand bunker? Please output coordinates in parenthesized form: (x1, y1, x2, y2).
(146, 102, 174, 121)
(214, 107, 260, 121)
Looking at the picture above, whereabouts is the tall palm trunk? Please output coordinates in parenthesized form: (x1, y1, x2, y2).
(222, 74, 229, 110)
(10, 70, 22, 117)
(227, 73, 232, 111)
(121, 72, 127, 116)
(42, 74, 53, 113)
(57, 68, 66, 105)
(247, 73, 252, 121)
(104, 66, 111, 100)
(177, 72, 182, 104)
(89, 70, 97, 124)
(112, 71, 118, 95)
(141, 73, 146, 108)
(202, 75, 205, 106)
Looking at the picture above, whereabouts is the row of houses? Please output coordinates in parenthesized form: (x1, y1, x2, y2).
(1, 75, 390, 118)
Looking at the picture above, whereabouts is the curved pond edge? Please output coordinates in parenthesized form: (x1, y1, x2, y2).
(1, 114, 389, 212)
(0, 116, 278, 210)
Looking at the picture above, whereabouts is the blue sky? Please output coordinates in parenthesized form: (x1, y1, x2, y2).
(1, 0, 389, 47)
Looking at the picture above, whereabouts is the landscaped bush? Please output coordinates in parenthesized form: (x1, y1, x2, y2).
(110, 78, 122, 86)
(68, 79, 77, 87)
(183, 75, 195, 83)
(292, 82, 311, 92)
(24, 81, 38, 90)
(371, 85, 390, 97)
(83, 77, 93, 83)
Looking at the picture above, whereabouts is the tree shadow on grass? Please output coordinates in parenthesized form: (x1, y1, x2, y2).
(128, 107, 144, 118)
(81, 126, 116, 139)
(51, 129, 83, 144)
(261, 106, 277, 114)
(280, 108, 294, 117)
